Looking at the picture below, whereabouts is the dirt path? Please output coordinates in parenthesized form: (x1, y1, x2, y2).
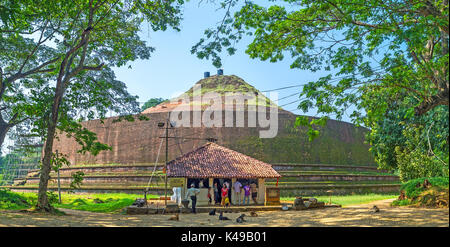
(0, 199, 448, 227)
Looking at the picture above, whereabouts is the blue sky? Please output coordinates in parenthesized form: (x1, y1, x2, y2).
(112, 1, 334, 118)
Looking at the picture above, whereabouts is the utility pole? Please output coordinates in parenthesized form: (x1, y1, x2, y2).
(157, 116, 217, 208)
(56, 150, 61, 204)
(164, 118, 169, 206)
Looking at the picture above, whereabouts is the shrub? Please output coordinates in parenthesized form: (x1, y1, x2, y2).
(393, 177, 449, 207)
(401, 177, 449, 199)
(0, 189, 31, 210)
(46, 191, 59, 204)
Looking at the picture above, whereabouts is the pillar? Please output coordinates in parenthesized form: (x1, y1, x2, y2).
(209, 178, 214, 204)
(231, 178, 236, 204)
(258, 178, 265, 204)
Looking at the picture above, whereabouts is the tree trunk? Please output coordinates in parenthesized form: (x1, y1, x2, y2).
(36, 126, 56, 211)
(414, 86, 449, 116)
(36, 93, 63, 211)
(0, 122, 10, 151)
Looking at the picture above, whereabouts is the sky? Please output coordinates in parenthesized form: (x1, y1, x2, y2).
(112, 1, 336, 118)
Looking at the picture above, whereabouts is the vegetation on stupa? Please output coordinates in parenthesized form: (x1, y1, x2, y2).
(178, 75, 274, 107)
(185, 75, 261, 95)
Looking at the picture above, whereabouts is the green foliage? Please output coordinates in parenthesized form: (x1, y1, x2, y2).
(1, 0, 185, 152)
(141, 98, 167, 111)
(50, 151, 70, 172)
(0, 191, 158, 212)
(52, 193, 156, 213)
(46, 191, 58, 204)
(400, 177, 449, 199)
(69, 171, 85, 190)
(369, 105, 449, 181)
(391, 199, 411, 206)
(0, 188, 30, 210)
(55, 198, 134, 213)
(70, 198, 87, 206)
(281, 193, 397, 207)
(2, 1, 186, 209)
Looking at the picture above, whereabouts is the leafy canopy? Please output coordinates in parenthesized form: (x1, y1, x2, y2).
(192, 0, 448, 128)
(191, 0, 449, 178)
(1, 0, 185, 153)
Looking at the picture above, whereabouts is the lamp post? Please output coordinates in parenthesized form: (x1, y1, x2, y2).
(326, 190, 333, 205)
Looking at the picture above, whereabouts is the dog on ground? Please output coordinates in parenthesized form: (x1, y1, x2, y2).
(209, 208, 216, 216)
(236, 214, 246, 223)
(219, 212, 230, 220)
(370, 205, 380, 213)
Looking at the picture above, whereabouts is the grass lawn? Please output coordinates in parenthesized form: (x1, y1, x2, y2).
(52, 193, 160, 213)
(281, 193, 398, 207)
(1, 190, 159, 213)
(0, 189, 31, 210)
(3, 189, 398, 213)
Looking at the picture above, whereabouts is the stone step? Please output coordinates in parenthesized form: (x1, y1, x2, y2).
(267, 174, 399, 182)
(272, 163, 385, 172)
(8, 182, 400, 197)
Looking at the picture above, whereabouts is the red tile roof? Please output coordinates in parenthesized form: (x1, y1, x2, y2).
(167, 143, 281, 178)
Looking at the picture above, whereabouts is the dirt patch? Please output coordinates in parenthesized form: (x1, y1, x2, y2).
(0, 199, 448, 227)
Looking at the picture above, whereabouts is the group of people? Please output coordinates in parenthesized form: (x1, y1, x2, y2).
(184, 179, 259, 214)
(213, 180, 258, 207)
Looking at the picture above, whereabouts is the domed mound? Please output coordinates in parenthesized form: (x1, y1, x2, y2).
(48, 73, 375, 166)
(142, 75, 277, 114)
(184, 74, 262, 96)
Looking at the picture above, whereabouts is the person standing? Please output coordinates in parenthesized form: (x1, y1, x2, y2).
(243, 183, 251, 205)
(185, 184, 200, 213)
(250, 181, 258, 205)
(221, 183, 229, 207)
(224, 180, 231, 204)
(207, 187, 212, 205)
(213, 182, 220, 205)
(233, 180, 243, 205)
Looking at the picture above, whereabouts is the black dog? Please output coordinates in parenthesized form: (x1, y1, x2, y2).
(219, 212, 230, 220)
(209, 208, 216, 216)
(236, 214, 246, 223)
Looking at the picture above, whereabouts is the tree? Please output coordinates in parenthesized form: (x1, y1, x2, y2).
(1, 0, 185, 211)
(192, 0, 448, 122)
(192, 0, 449, 175)
(367, 92, 449, 180)
(0, 0, 60, 147)
(36, 0, 184, 211)
(141, 97, 167, 111)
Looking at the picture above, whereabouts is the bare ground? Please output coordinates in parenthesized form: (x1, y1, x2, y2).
(0, 199, 448, 227)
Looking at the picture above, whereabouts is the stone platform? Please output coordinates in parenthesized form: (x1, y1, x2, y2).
(126, 203, 341, 215)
